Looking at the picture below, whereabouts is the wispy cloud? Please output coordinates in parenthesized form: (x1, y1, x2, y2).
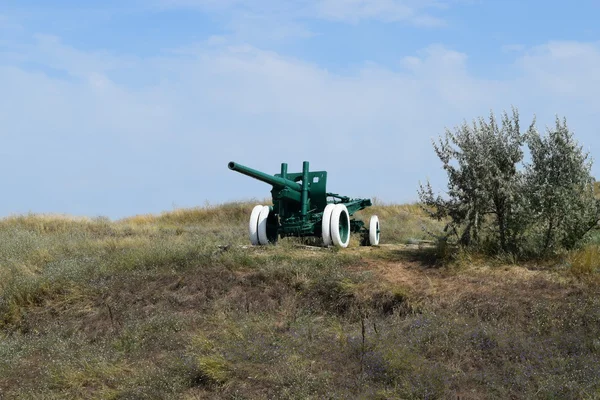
(314, 0, 446, 26)
(156, 0, 246, 10)
(30, 35, 137, 78)
(501, 44, 525, 53)
(0, 13, 23, 33)
(155, 0, 451, 27)
(224, 12, 317, 43)
(517, 41, 600, 98)
(1, 32, 600, 217)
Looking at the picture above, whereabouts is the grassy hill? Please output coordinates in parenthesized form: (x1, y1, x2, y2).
(1, 202, 600, 399)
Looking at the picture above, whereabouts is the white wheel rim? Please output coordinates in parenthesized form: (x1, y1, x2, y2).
(257, 206, 271, 245)
(330, 204, 350, 248)
(369, 215, 380, 246)
(321, 204, 336, 246)
(248, 205, 263, 245)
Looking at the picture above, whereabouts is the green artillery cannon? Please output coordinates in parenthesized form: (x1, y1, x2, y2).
(228, 161, 380, 248)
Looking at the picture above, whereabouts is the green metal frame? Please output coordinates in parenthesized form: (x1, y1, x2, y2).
(228, 161, 372, 243)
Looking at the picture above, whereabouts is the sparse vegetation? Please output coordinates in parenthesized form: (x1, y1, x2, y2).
(1, 202, 600, 398)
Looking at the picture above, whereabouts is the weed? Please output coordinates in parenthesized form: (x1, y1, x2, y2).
(569, 245, 600, 275)
(192, 355, 231, 386)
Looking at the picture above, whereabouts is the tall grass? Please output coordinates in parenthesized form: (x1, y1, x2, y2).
(357, 201, 446, 244)
(1, 202, 599, 398)
(569, 244, 600, 275)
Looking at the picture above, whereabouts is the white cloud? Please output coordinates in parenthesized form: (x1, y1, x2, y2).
(145, 0, 453, 49)
(0, 13, 24, 34)
(0, 14, 11, 27)
(155, 0, 450, 27)
(31, 34, 137, 78)
(224, 12, 316, 43)
(517, 41, 600, 98)
(314, 0, 445, 25)
(501, 44, 525, 53)
(1, 36, 600, 218)
(157, 0, 245, 10)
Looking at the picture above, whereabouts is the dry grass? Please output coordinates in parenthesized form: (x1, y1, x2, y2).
(121, 200, 268, 227)
(569, 244, 600, 276)
(356, 201, 446, 244)
(1, 202, 600, 399)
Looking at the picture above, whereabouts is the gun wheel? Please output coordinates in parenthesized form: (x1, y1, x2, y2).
(321, 204, 336, 246)
(369, 215, 380, 246)
(257, 206, 278, 245)
(330, 204, 350, 248)
(249, 205, 263, 245)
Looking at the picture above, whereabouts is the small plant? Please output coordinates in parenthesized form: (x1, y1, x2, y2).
(569, 245, 600, 275)
(193, 355, 231, 386)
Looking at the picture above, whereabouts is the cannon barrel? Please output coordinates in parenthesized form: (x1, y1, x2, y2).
(228, 161, 303, 192)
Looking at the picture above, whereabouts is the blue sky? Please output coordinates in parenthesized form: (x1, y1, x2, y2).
(1, 0, 600, 219)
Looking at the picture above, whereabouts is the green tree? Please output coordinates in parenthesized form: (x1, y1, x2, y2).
(420, 109, 599, 257)
(419, 108, 527, 253)
(525, 117, 599, 254)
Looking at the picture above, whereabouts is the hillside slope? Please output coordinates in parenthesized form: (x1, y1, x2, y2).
(1, 203, 599, 399)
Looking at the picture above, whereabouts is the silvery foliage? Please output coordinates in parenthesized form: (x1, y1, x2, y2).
(525, 117, 599, 254)
(419, 109, 599, 256)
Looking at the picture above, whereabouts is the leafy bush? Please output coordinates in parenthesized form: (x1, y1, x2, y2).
(420, 108, 599, 258)
(525, 117, 599, 254)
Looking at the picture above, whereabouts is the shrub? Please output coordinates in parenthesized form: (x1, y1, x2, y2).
(420, 108, 599, 258)
(525, 117, 599, 254)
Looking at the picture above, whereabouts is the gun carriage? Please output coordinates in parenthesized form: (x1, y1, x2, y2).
(228, 161, 380, 248)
